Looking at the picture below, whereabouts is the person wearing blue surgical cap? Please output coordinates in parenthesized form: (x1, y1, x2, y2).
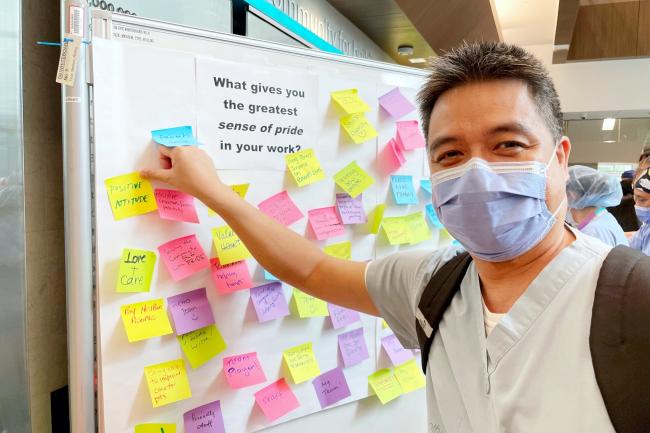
(566, 165, 628, 246)
(631, 163, 650, 255)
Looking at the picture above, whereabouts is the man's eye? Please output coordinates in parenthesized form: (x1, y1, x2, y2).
(497, 141, 526, 150)
(435, 150, 462, 163)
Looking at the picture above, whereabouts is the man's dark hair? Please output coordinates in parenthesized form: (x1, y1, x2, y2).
(417, 41, 563, 143)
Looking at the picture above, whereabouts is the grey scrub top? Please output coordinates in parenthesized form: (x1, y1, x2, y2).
(365, 229, 616, 433)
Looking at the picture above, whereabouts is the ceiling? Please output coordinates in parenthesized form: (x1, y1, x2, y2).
(567, 118, 650, 163)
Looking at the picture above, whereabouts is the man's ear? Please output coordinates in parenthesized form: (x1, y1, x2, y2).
(557, 136, 571, 180)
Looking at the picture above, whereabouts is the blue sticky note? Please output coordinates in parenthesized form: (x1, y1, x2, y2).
(425, 204, 444, 229)
(420, 179, 432, 195)
(151, 126, 197, 147)
(390, 175, 418, 205)
(264, 269, 279, 281)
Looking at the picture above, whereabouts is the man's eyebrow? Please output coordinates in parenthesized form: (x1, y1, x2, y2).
(427, 122, 535, 153)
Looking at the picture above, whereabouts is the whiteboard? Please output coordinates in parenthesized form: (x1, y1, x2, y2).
(92, 14, 439, 433)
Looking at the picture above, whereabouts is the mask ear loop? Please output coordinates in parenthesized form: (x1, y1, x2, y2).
(543, 137, 566, 174)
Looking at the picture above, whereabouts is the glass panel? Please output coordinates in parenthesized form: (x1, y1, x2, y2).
(246, 11, 308, 49)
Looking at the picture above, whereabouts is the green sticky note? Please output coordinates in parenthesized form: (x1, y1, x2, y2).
(292, 288, 329, 318)
(404, 211, 431, 245)
(323, 241, 352, 260)
(367, 204, 386, 234)
(368, 368, 403, 404)
(339, 113, 378, 144)
(381, 216, 411, 245)
(178, 324, 227, 369)
(134, 424, 176, 433)
(283, 342, 321, 383)
(394, 359, 426, 393)
(116, 248, 156, 293)
(333, 161, 375, 198)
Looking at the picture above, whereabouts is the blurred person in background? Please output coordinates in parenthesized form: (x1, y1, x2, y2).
(608, 169, 639, 232)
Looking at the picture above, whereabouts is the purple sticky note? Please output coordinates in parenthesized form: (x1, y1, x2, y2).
(335, 193, 367, 225)
(311, 367, 352, 409)
(381, 334, 414, 366)
(250, 282, 290, 322)
(338, 327, 369, 367)
(183, 400, 225, 433)
(328, 303, 361, 329)
(167, 287, 215, 335)
(378, 87, 415, 119)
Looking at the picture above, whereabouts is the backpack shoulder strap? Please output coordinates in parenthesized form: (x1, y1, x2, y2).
(590, 245, 650, 433)
(415, 251, 472, 373)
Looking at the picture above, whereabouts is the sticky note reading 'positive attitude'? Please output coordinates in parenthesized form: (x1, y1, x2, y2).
(394, 359, 426, 393)
(367, 204, 386, 234)
(258, 191, 304, 226)
(338, 327, 369, 367)
(307, 206, 345, 240)
(167, 287, 215, 335)
(283, 342, 321, 384)
(390, 175, 418, 205)
(292, 288, 329, 318)
(135, 424, 176, 433)
(254, 378, 300, 422)
(396, 120, 426, 150)
(115, 248, 156, 293)
(158, 234, 210, 281)
(335, 193, 367, 224)
(323, 241, 351, 260)
(210, 258, 253, 294)
(250, 282, 290, 322)
(154, 189, 200, 223)
(178, 324, 227, 369)
(312, 367, 351, 409)
(330, 88, 370, 114)
(223, 352, 267, 389)
(381, 334, 414, 366)
(340, 113, 378, 144)
(285, 148, 326, 187)
(333, 161, 375, 198)
(378, 87, 415, 119)
(327, 304, 361, 329)
(212, 225, 252, 265)
(144, 359, 192, 408)
(120, 299, 173, 342)
(151, 125, 198, 147)
(368, 369, 402, 404)
(183, 400, 225, 433)
(104, 172, 157, 220)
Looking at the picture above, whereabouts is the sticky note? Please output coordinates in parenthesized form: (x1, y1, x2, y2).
(208, 184, 249, 216)
(381, 334, 414, 366)
(283, 342, 321, 383)
(292, 288, 329, 318)
(391, 175, 418, 205)
(330, 88, 370, 114)
(381, 216, 411, 245)
(394, 359, 426, 393)
(396, 120, 426, 150)
(167, 287, 215, 335)
(425, 204, 444, 229)
(258, 191, 303, 226)
(378, 87, 415, 118)
(335, 193, 366, 224)
(120, 299, 173, 342)
(158, 234, 210, 281)
(312, 367, 351, 409)
(307, 206, 345, 240)
(263, 269, 280, 281)
(250, 282, 290, 322)
(367, 204, 385, 234)
(223, 352, 267, 389)
(338, 327, 369, 367)
(405, 211, 431, 245)
(368, 369, 402, 404)
(135, 424, 176, 433)
(154, 189, 200, 223)
(323, 241, 351, 260)
(254, 378, 300, 422)
(151, 125, 197, 147)
(183, 400, 225, 433)
(382, 319, 390, 330)
(420, 179, 432, 195)
(210, 258, 253, 294)
(115, 248, 156, 293)
(212, 225, 252, 265)
(328, 303, 361, 329)
(144, 359, 192, 408)
(285, 148, 326, 187)
(178, 324, 227, 369)
(381, 138, 406, 173)
(333, 161, 375, 198)
(340, 113, 378, 144)
(104, 172, 157, 220)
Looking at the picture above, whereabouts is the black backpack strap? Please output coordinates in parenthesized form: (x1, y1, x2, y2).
(415, 252, 472, 373)
(590, 245, 650, 433)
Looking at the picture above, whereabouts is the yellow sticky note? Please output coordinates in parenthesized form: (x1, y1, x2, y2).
(285, 149, 326, 187)
(212, 225, 252, 265)
(331, 88, 370, 114)
(340, 113, 378, 144)
(135, 424, 176, 433)
(104, 172, 157, 220)
(116, 248, 156, 293)
(394, 359, 426, 393)
(367, 204, 386, 234)
(368, 368, 402, 404)
(178, 324, 227, 369)
(381, 216, 411, 245)
(120, 299, 173, 342)
(283, 342, 320, 384)
(292, 288, 329, 318)
(333, 161, 375, 198)
(404, 211, 431, 245)
(382, 319, 390, 330)
(208, 184, 249, 216)
(144, 359, 192, 408)
(323, 241, 351, 260)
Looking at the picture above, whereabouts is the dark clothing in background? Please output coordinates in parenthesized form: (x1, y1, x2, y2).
(608, 179, 639, 231)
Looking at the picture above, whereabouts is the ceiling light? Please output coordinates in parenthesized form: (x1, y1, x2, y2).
(602, 118, 616, 131)
(603, 140, 617, 143)
(397, 45, 414, 56)
(408, 58, 426, 64)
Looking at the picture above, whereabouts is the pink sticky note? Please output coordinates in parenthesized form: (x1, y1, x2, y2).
(380, 138, 407, 175)
(378, 87, 415, 119)
(381, 334, 414, 365)
(250, 282, 290, 322)
(328, 304, 361, 329)
(338, 327, 369, 367)
(158, 234, 210, 281)
(258, 191, 304, 226)
(335, 193, 367, 225)
(308, 206, 345, 240)
(254, 378, 300, 422)
(223, 352, 267, 389)
(183, 400, 225, 433)
(167, 287, 215, 335)
(210, 258, 253, 294)
(396, 120, 426, 150)
(312, 367, 351, 409)
(154, 188, 200, 223)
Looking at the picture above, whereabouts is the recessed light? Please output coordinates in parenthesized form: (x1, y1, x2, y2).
(397, 45, 414, 56)
(603, 140, 617, 143)
(602, 118, 616, 131)
(408, 58, 427, 64)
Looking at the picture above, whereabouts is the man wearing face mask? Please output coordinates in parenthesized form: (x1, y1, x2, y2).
(630, 164, 650, 255)
(141, 42, 648, 433)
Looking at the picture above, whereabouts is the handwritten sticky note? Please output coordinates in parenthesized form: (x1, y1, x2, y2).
(250, 282, 290, 322)
(254, 378, 300, 422)
(167, 287, 215, 335)
(420, 179, 432, 195)
(396, 120, 426, 150)
(405, 211, 431, 245)
(104, 172, 157, 220)
(120, 299, 173, 342)
(258, 191, 303, 226)
(333, 161, 375, 198)
(158, 234, 210, 281)
(212, 225, 252, 265)
(335, 193, 366, 224)
(263, 269, 280, 281)
(381, 138, 406, 173)
(210, 258, 253, 294)
(368, 369, 402, 404)
(154, 189, 199, 223)
(307, 206, 345, 240)
(312, 367, 351, 409)
(381, 216, 411, 245)
(378, 87, 415, 118)
(395, 359, 426, 393)
(381, 334, 414, 366)
(391, 175, 418, 205)
(330, 88, 370, 114)
(425, 204, 444, 229)
(178, 324, 227, 369)
(135, 424, 176, 433)
(340, 113, 378, 144)
(285, 149, 326, 187)
(338, 327, 369, 367)
(328, 303, 361, 329)
(323, 241, 351, 260)
(283, 342, 321, 383)
(152, 125, 197, 147)
(144, 359, 192, 408)
(183, 400, 225, 433)
(208, 184, 249, 216)
(223, 352, 267, 389)
(292, 288, 329, 318)
(367, 204, 386, 234)
(115, 248, 156, 293)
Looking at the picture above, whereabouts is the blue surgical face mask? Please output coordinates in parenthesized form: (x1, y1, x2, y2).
(430, 149, 565, 262)
(635, 205, 650, 224)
